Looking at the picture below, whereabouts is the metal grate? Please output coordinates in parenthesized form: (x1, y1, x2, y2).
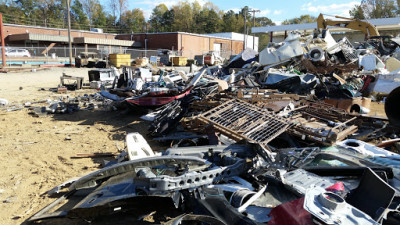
(197, 99, 290, 149)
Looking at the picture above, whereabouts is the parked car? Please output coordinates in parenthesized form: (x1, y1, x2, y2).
(5, 49, 31, 57)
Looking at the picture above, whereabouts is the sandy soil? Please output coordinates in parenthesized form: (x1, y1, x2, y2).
(0, 67, 162, 225)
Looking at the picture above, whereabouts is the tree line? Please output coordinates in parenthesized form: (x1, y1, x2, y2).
(0, 0, 398, 50)
(0, 0, 399, 33)
(0, 0, 276, 34)
(350, 0, 400, 19)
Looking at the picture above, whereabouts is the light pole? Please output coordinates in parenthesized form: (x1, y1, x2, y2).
(243, 6, 247, 51)
(248, 9, 260, 50)
(66, 0, 73, 66)
(0, 13, 6, 68)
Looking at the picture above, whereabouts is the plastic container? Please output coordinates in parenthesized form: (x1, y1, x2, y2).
(172, 57, 187, 66)
(109, 54, 131, 68)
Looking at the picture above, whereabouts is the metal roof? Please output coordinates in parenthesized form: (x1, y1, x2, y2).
(117, 32, 237, 41)
(7, 33, 135, 47)
(7, 33, 71, 42)
(73, 37, 134, 46)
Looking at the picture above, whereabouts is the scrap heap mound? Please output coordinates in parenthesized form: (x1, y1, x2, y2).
(28, 29, 400, 225)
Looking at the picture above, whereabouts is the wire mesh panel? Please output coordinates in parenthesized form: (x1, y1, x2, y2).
(197, 99, 291, 149)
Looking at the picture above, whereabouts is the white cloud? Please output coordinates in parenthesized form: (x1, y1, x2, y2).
(273, 10, 283, 15)
(136, 0, 179, 9)
(274, 20, 282, 25)
(259, 9, 272, 17)
(226, 8, 241, 13)
(301, 1, 359, 17)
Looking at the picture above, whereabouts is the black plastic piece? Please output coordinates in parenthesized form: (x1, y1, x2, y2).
(346, 167, 396, 220)
(190, 188, 258, 225)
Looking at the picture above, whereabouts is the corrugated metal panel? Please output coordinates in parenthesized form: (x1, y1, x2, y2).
(366, 17, 400, 26)
(252, 23, 317, 33)
(207, 32, 259, 42)
(118, 32, 235, 41)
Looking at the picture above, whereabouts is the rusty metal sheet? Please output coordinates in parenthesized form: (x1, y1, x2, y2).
(288, 102, 358, 145)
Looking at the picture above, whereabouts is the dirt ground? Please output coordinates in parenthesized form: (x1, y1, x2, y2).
(0, 67, 388, 225)
(0, 67, 164, 225)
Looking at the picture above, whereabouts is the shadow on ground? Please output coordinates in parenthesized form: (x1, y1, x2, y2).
(51, 108, 166, 151)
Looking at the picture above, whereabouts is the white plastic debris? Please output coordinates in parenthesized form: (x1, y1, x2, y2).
(359, 54, 386, 71)
(367, 73, 400, 94)
(131, 78, 144, 91)
(140, 111, 160, 121)
(125, 132, 156, 160)
(0, 98, 9, 106)
(259, 32, 304, 65)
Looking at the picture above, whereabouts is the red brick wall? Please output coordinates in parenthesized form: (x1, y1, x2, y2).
(179, 34, 210, 58)
(232, 41, 244, 54)
(118, 33, 243, 58)
(179, 34, 243, 58)
(117, 33, 179, 50)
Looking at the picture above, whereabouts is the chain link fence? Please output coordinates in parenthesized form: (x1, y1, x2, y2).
(0, 46, 237, 65)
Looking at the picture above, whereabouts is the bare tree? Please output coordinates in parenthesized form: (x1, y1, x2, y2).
(118, 0, 128, 25)
(108, 0, 118, 25)
(81, 0, 96, 25)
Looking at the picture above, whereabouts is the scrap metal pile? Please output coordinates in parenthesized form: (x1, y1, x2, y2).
(29, 29, 400, 224)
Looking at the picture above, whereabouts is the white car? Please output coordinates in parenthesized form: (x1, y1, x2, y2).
(5, 49, 31, 57)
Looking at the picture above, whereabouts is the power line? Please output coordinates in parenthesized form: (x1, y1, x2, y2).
(0, 11, 130, 33)
(2, 18, 128, 33)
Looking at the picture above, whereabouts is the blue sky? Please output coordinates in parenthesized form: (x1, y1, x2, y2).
(101, 0, 362, 24)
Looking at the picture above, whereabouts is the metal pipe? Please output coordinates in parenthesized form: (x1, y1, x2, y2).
(0, 13, 6, 68)
(145, 39, 147, 58)
(385, 86, 400, 127)
(253, 13, 255, 50)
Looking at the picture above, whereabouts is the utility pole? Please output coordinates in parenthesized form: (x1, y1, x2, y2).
(66, 0, 73, 66)
(243, 6, 247, 51)
(0, 13, 6, 68)
(248, 9, 260, 51)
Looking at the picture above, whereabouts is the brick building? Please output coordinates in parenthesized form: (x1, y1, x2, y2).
(116, 32, 246, 59)
(2, 24, 249, 59)
(3, 24, 135, 54)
